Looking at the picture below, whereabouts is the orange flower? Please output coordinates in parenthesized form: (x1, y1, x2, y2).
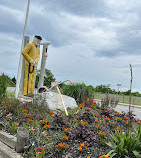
(81, 122, 88, 125)
(50, 111, 54, 114)
(73, 118, 78, 122)
(105, 118, 110, 123)
(78, 143, 87, 152)
(136, 121, 141, 125)
(98, 131, 106, 137)
(55, 142, 69, 149)
(24, 114, 30, 118)
(94, 113, 99, 117)
(22, 109, 28, 113)
(62, 136, 68, 140)
(68, 113, 72, 115)
(79, 147, 82, 151)
(115, 117, 122, 121)
(64, 128, 72, 133)
(80, 143, 84, 147)
(126, 122, 129, 125)
(117, 126, 121, 129)
(28, 119, 34, 122)
(99, 155, 109, 158)
(43, 124, 50, 129)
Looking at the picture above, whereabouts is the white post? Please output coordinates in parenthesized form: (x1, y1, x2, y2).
(19, 36, 30, 95)
(38, 42, 51, 89)
(15, 0, 30, 98)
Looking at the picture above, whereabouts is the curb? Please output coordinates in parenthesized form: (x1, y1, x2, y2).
(0, 141, 23, 158)
(0, 131, 17, 149)
(0, 131, 24, 158)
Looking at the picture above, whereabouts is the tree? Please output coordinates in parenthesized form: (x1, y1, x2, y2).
(11, 76, 16, 84)
(0, 73, 8, 97)
(35, 69, 56, 88)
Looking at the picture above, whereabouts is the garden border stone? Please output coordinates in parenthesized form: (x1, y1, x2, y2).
(0, 141, 23, 158)
(0, 130, 17, 150)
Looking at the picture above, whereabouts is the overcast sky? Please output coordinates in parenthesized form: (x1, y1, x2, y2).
(0, 0, 141, 92)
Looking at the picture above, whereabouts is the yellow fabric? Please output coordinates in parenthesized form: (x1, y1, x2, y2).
(23, 65, 37, 95)
(22, 42, 40, 96)
(22, 42, 40, 64)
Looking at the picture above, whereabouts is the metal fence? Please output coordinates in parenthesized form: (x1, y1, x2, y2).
(94, 92, 141, 106)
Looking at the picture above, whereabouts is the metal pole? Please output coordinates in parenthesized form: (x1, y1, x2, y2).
(116, 84, 121, 102)
(15, 0, 30, 98)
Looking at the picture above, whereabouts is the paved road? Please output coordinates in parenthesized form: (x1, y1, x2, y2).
(96, 100, 141, 120)
(115, 105, 141, 120)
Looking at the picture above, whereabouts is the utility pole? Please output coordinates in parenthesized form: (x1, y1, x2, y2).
(116, 84, 121, 102)
(15, 0, 31, 98)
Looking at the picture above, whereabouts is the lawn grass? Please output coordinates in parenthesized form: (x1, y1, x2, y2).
(94, 92, 141, 106)
(6, 91, 15, 97)
(0, 96, 140, 158)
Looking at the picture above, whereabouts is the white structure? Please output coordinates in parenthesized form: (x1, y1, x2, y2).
(38, 42, 51, 89)
(15, 0, 30, 98)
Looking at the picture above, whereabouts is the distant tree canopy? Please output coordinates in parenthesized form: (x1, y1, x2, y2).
(95, 85, 141, 96)
(0, 72, 141, 97)
(0, 73, 16, 97)
(35, 68, 56, 88)
(11, 76, 16, 84)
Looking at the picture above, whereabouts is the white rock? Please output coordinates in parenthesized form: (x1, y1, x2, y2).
(39, 91, 78, 110)
(17, 92, 78, 111)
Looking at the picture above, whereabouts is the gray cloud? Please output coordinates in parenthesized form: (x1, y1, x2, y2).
(1, 0, 141, 92)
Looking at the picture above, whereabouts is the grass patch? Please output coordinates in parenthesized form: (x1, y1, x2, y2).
(94, 92, 141, 106)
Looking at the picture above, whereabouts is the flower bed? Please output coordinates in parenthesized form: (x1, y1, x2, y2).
(0, 97, 140, 158)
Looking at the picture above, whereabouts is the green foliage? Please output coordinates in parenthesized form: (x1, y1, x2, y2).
(0, 73, 8, 98)
(61, 82, 94, 104)
(106, 125, 141, 158)
(95, 85, 112, 93)
(35, 69, 56, 88)
(11, 76, 16, 84)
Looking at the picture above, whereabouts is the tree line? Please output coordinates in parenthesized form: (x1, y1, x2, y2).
(0, 70, 141, 97)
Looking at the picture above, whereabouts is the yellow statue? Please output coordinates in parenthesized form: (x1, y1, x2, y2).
(22, 35, 42, 97)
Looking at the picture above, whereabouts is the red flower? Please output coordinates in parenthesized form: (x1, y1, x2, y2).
(37, 147, 42, 151)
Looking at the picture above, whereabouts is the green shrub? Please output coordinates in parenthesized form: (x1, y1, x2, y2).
(61, 82, 94, 104)
(0, 73, 8, 98)
(35, 69, 56, 88)
(106, 124, 141, 158)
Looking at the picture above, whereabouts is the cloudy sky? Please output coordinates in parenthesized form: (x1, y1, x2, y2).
(0, 0, 141, 92)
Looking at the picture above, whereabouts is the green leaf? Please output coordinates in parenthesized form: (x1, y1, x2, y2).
(107, 150, 115, 156)
(132, 150, 141, 158)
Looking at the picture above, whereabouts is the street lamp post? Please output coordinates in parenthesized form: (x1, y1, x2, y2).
(15, 0, 31, 98)
(116, 84, 121, 102)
